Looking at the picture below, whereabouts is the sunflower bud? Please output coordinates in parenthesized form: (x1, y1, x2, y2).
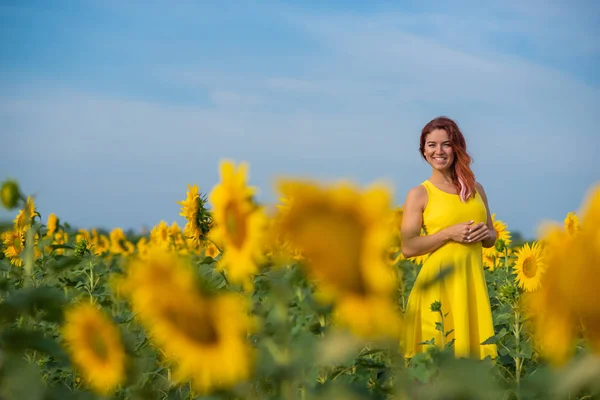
(495, 239, 506, 253)
(430, 300, 442, 313)
(74, 239, 89, 258)
(499, 283, 518, 304)
(1, 180, 21, 210)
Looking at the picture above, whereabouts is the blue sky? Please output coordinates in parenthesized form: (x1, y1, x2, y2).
(1, 0, 599, 238)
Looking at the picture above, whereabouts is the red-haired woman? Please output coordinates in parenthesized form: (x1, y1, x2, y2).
(401, 116, 498, 360)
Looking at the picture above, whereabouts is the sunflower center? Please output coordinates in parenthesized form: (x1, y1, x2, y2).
(224, 201, 247, 249)
(12, 235, 23, 251)
(293, 206, 368, 296)
(522, 256, 537, 278)
(117, 238, 129, 252)
(87, 330, 109, 361)
(164, 305, 219, 345)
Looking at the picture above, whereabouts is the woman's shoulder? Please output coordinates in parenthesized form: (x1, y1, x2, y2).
(405, 183, 428, 205)
(474, 181, 488, 199)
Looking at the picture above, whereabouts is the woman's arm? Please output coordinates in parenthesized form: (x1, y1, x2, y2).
(400, 186, 473, 258)
(472, 182, 496, 248)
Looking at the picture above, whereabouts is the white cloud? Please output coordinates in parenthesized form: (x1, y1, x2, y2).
(1, 1, 598, 236)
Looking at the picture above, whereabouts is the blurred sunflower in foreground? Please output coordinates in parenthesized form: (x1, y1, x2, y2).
(274, 179, 402, 340)
(118, 249, 254, 394)
(209, 160, 267, 291)
(522, 184, 600, 366)
(61, 302, 126, 395)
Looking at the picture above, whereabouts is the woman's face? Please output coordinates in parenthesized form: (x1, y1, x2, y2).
(423, 129, 455, 171)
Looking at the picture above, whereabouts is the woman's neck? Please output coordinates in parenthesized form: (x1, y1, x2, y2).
(429, 169, 454, 185)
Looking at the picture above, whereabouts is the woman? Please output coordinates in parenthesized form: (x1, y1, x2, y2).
(401, 116, 497, 360)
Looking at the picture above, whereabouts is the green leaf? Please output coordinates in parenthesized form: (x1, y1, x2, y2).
(359, 348, 385, 357)
(200, 256, 216, 264)
(0, 286, 67, 322)
(435, 322, 444, 333)
(49, 244, 74, 251)
(43, 386, 95, 400)
(0, 354, 45, 400)
(494, 313, 511, 325)
(356, 358, 386, 369)
(47, 255, 83, 272)
(445, 329, 455, 338)
(481, 328, 508, 345)
(1, 329, 68, 361)
(518, 341, 534, 359)
(409, 362, 432, 384)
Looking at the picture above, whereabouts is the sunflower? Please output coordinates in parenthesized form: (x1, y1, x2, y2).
(522, 184, 600, 365)
(46, 213, 58, 236)
(275, 180, 397, 298)
(513, 242, 546, 292)
(121, 249, 253, 394)
(1, 179, 20, 209)
(178, 184, 212, 245)
(409, 253, 429, 266)
(1, 229, 24, 267)
(136, 237, 151, 260)
(274, 179, 402, 338)
(563, 211, 580, 237)
(491, 213, 511, 246)
(146, 291, 252, 394)
(61, 303, 126, 395)
(109, 228, 134, 256)
(76, 229, 91, 243)
(204, 241, 221, 259)
(14, 196, 36, 231)
(553, 186, 600, 319)
(335, 294, 402, 339)
(52, 230, 69, 255)
(169, 222, 184, 245)
(386, 206, 405, 265)
(482, 253, 497, 270)
(209, 161, 267, 290)
(94, 230, 110, 255)
(119, 248, 197, 301)
(482, 213, 511, 262)
(150, 220, 170, 248)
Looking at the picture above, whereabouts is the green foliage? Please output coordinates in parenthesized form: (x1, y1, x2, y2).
(0, 209, 597, 399)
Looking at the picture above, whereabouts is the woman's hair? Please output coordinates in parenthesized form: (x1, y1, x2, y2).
(419, 116, 476, 202)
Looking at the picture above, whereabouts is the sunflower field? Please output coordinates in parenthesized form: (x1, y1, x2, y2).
(0, 161, 599, 400)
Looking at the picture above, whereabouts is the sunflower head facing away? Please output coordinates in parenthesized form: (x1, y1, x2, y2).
(178, 184, 212, 244)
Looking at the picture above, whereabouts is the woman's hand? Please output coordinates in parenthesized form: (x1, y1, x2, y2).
(464, 222, 492, 244)
(443, 220, 475, 243)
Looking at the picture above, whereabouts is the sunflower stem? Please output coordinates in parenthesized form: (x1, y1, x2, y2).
(513, 307, 522, 389)
(23, 206, 35, 287)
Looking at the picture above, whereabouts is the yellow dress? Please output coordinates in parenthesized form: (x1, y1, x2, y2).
(403, 180, 497, 360)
